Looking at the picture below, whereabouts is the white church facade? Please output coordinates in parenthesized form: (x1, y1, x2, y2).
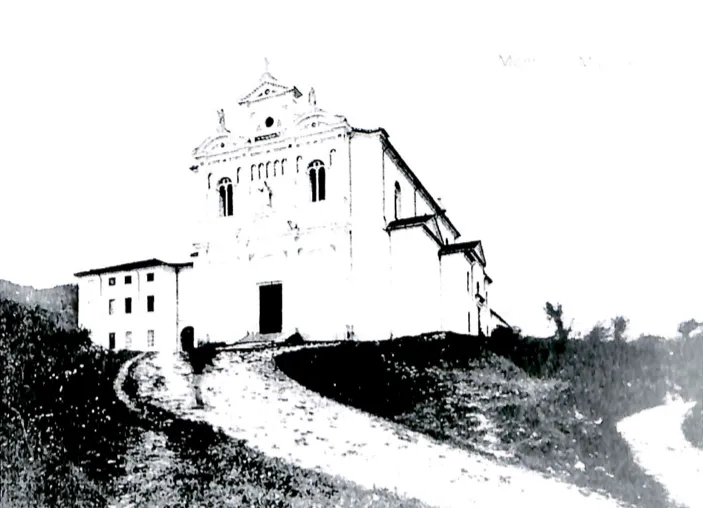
(75, 68, 502, 351)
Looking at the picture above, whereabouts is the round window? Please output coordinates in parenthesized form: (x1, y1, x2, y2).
(265, 117, 274, 128)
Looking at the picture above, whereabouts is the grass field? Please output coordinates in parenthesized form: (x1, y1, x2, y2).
(275, 332, 678, 508)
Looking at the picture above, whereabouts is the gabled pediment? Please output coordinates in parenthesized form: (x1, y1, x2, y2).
(238, 74, 302, 105)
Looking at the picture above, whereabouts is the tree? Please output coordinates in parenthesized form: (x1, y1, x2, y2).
(544, 302, 571, 342)
(612, 316, 629, 342)
(678, 319, 700, 340)
(586, 322, 610, 342)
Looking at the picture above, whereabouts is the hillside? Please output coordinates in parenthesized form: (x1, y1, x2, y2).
(0, 279, 78, 330)
(275, 331, 702, 508)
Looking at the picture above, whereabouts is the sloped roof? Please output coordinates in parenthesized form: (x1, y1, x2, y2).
(74, 258, 193, 277)
(439, 240, 486, 266)
(386, 214, 435, 231)
(490, 309, 511, 328)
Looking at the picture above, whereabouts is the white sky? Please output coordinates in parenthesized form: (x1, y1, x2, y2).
(1, 0, 701, 338)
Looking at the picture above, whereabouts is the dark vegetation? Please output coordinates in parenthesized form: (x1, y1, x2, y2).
(276, 305, 703, 508)
(682, 402, 703, 449)
(0, 297, 140, 506)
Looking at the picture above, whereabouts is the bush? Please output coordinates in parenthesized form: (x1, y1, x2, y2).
(0, 297, 139, 504)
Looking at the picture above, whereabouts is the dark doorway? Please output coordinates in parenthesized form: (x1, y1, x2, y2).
(259, 283, 282, 334)
(180, 326, 195, 352)
(109, 332, 116, 350)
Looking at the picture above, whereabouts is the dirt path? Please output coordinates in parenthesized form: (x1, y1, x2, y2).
(618, 399, 703, 508)
(132, 349, 628, 508)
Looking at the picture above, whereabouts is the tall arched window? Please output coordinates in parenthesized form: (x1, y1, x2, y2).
(236, 167, 241, 184)
(308, 160, 326, 202)
(266, 161, 271, 178)
(394, 181, 401, 220)
(218, 177, 233, 217)
(258, 163, 264, 180)
(274, 160, 280, 177)
(296, 155, 302, 173)
(281, 158, 286, 175)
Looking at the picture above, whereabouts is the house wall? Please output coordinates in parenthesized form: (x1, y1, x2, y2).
(389, 227, 442, 337)
(440, 254, 473, 334)
(348, 131, 391, 341)
(192, 127, 353, 343)
(77, 265, 180, 352)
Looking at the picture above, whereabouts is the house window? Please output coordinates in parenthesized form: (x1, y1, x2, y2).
(108, 332, 116, 350)
(236, 167, 241, 184)
(476, 282, 480, 295)
(147, 295, 154, 312)
(108, 299, 115, 315)
(125, 275, 132, 284)
(146, 272, 154, 282)
(125, 297, 132, 314)
(218, 177, 233, 217)
(308, 160, 326, 202)
(394, 181, 401, 220)
(108, 277, 116, 286)
(125, 331, 132, 349)
(147, 330, 155, 348)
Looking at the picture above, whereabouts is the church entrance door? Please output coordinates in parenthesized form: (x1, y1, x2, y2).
(259, 283, 282, 334)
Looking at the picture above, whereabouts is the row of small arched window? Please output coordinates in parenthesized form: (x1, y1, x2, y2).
(217, 159, 328, 216)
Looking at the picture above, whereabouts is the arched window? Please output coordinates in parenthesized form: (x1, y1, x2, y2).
(394, 181, 401, 220)
(236, 167, 241, 184)
(218, 177, 233, 217)
(274, 160, 280, 177)
(308, 160, 326, 202)
(258, 163, 263, 180)
(296, 155, 302, 173)
(250, 164, 255, 181)
(329, 149, 336, 167)
(266, 161, 271, 178)
(281, 158, 286, 175)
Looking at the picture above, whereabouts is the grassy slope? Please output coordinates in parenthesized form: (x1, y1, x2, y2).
(0, 297, 139, 506)
(119, 354, 428, 508)
(275, 333, 680, 508)
(1, 297, 427, 508)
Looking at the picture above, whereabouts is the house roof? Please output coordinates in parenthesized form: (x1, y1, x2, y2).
(439, 240, 486, 266)
(386, 214, 435, 231)
(490, 309, 510, 328)
(74, 258, 193, 278)
(352, 128, 461, 240)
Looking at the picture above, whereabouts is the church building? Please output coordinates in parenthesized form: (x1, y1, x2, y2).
(74, 67, 500, 351)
